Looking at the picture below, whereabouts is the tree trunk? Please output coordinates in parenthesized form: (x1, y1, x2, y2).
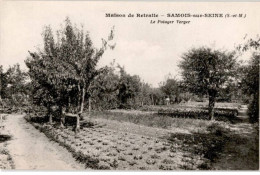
(80, 87, 85, 114)
(88, 97, 91, 117)
(75, 114, 80, 133)
(60, 106, 65, 128)
(67, 96, 71, 112)
(49, 114, 53, 124)
(47, 105, 52, 124)
(0, 95, 2, 106)
(208, 91, 216, 120)
(77, 84, 81, 111)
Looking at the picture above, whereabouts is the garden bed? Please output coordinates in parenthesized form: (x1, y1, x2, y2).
(27, 117, 208, 170)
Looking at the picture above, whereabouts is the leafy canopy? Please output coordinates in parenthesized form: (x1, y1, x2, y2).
(179, 47, 237, 97)
(25, 17, 115, 110)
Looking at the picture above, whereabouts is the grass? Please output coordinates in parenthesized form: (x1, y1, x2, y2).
(166, 123, 230, 163)
(165, 122, 259, 170)
(88, 110, 211, 133)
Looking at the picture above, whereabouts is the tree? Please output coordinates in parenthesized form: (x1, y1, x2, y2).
(179, 47, 237, 120)
(140, 82, 153, 106)
(90, 62, 120, 110)
(149, 88, 164, 105)
(160, 78, 181, 104)
(0, 65, 8, 105)
(117, 66, 142, 109)
(237, 36, 259, 123)
(0, 64, 29, 108)
(242, 54, 259, 123)
(26, 17, 115, 129)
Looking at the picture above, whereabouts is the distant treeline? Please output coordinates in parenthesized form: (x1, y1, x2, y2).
(0, 18, 258, 123)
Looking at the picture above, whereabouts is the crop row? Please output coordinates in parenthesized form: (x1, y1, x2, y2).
(158, 108, 238, 119)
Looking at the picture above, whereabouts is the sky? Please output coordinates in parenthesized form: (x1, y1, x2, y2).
(1, 1, 259, 87)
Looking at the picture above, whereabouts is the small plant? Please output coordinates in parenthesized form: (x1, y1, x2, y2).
(0, 149, 9, 155)
(128, 160, 137, 166)
(132, 147, 139, 151)
(106, 152, 117, 157)
(179, 163, 194, 170)
(197, 161, 211, 170)
(170, 146, 177, 153)
(151, 154, 160, 159)
(155, 146, 167, 153)
(146, 159, 156, 165)
(168, 153, 175, 158)
(110, 159, 118, 169)
(102, 142, 108, 145)
(96, 146, 101, 150)
(118, 156, 126, 161)
(83, 140, 88, 144)
(139, 166, 148, 170)
(159, 164, 175, 170)
(162, 158, 174, 164)
(134, 155, 143, 160)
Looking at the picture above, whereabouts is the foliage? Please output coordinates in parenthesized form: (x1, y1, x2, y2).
(160, 78, 181, 103)
(237, 36, 259, 123)
(117, 66, 142, 109)
(90, 63, 157, 110)
(25, 17, 115, 116)
(90, 62, 120, 110)
(242, 54, 259, 123)
(0, 65, 8, 101)
(147, 88, 164, 105)
(179, 47, 237, 120)
(0, 64, 29, 108)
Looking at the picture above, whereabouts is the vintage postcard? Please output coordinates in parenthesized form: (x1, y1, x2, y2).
(0, 0, 259, 171)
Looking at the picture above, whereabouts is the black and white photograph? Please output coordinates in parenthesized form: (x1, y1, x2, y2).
(0, 0, 259, 171)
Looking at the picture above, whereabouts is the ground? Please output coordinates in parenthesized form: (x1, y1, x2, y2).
(0, 114, 84, 170)
(0, 103, 258, 170)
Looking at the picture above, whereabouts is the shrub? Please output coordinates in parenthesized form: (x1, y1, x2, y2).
(248, 96, 259, 123)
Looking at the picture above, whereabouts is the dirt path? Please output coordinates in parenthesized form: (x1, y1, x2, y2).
(3, 114, 85, 170)
(212, 106, 259, 170)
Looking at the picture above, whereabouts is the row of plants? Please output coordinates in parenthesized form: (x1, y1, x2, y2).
(0, 107, 26, 114)
(157, 108, 238, 120)
(26, 113, 208, 170)
(25, 117, 109, 170)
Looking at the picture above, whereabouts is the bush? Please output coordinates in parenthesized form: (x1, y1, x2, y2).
(248, 95, 259, 123)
